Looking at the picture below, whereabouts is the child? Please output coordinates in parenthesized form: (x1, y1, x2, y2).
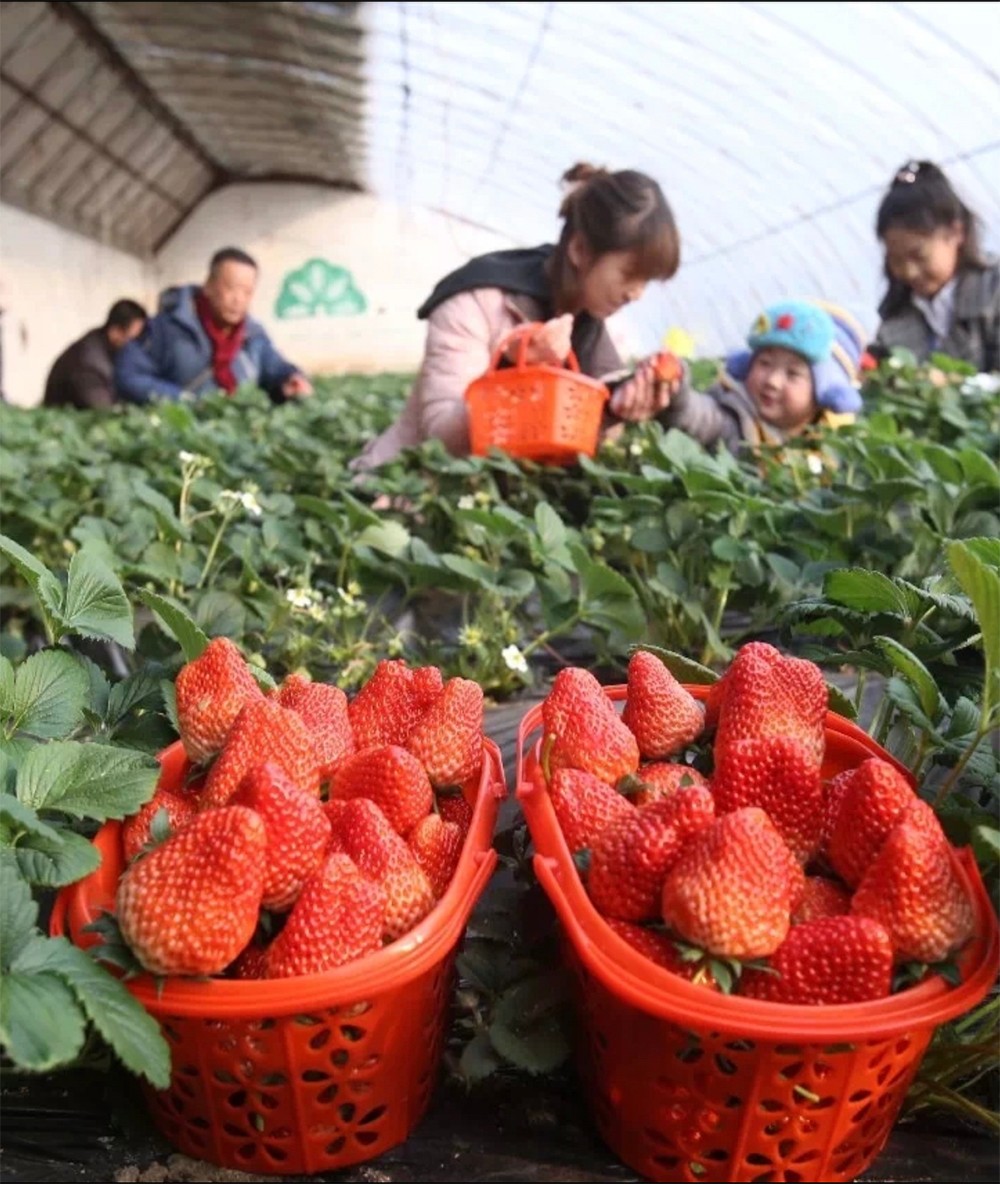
(872, 160, 998, 372)
(350, 162, 681, 471)
(656, 299, 865, 454)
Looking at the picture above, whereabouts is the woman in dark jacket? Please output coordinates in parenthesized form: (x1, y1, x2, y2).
(872, 160, 998, 373)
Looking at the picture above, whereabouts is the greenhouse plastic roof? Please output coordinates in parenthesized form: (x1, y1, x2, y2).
(2, 1, 999, 351)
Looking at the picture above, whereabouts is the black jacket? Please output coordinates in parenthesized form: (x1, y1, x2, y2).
(43, 328, 117, 409)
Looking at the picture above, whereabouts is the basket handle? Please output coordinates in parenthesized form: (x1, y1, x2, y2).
(488, 321, 582, 375)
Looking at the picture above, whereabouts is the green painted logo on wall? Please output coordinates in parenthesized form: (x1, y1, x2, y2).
(275, 258, 367, 319)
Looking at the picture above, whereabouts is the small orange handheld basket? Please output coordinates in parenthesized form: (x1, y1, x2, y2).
(51, 738, 507, 1177)
(516, 685, 999, 1184)
(464, 322, 610, 464)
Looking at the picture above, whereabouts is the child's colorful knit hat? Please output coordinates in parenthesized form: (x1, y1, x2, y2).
(726, 299, 865, 414)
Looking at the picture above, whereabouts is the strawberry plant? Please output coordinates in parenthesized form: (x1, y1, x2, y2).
(0, 535, 170, 1089)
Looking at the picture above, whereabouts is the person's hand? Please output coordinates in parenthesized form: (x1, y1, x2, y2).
(609, 352, 684, 421)
(282, 373, 314, 398)
(515, 314, 574, 367)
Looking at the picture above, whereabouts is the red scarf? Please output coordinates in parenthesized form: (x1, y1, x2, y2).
(195, 290, 246, 394)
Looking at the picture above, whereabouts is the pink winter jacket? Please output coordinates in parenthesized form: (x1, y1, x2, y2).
(351, 287, 621, 471)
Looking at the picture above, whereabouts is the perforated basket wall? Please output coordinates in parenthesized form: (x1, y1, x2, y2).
(517, 686, 1000, 1184)
(51, 737, 506, 1176)
(466, 366, 608, 463)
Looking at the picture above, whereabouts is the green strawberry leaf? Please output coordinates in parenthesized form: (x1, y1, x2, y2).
(0, 795, 61, 844)
(0, 534, 64, 625)
(6, 650, 90, 741)
(16, 741, 159, 820)
(0, 964, 87, 1069)
(0, 858, 38, 969)
(135, 590, 209, 662)
(11, 827, 102, 888)
(11, 933, 171, 1088)
(458, 1029, 504, 1084)
(61, 550, 135, 649)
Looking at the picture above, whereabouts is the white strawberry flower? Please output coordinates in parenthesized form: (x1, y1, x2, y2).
(502, 644, 528, 674)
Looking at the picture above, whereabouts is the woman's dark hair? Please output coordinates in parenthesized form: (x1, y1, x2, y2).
(876, 160, 988, 314)
(550, 163, 680, 314)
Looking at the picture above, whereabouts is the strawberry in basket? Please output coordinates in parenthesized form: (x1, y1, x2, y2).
(536, 641, 979, 1004)
(111, 648, 492, 982)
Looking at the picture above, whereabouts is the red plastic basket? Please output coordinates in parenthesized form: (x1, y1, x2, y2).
(464, 322, 610, 463)
(516, 685, 999, 1184)
(51, 737, 507, 1176)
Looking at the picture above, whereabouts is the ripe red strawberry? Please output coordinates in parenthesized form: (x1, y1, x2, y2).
(199, 699, 321, 809)
(116, 806, 266, 976)
(230, 762, 332, 911)
(408, 813, 464, 900)
(542, 667, 639, 784)
(703, 642, 781, 732)
(348, 660, 443, 749)
(826, 758, 918, 887)
(407, 677, 484, 789)
(122, 788, 198, 863)
(661, 807, 803, 959)
(549, 767, 634, 854)
(329, 745, 434, 837)
(621, 651, 704, 760)
(851, 803, 975, 963)
(263, 853, 386, 978)
(711, 642, 827, 767)
(230, 941, 269, 980)
(650, 351, 684, 385)
(174, 637, 264, 763)
(740, 916, 893, 1004)
(272, 673, 355, 784)
(604, 918, 720, 990)
(326, 798, 436, 941)
(620, 762, 708, 807)
(792, 875, 852, 925)
(711, 736, 824, 864)
(587, 786, 716, 922)
(436, 790, 474, 839)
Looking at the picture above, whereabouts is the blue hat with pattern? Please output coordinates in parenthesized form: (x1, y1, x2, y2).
(726, 299, 864, 414)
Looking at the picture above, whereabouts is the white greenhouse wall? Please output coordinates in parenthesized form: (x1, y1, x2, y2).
(0, 203, 156, 408)
(154, 183, 559, 380)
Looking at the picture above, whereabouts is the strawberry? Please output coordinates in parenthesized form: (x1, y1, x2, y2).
(348, 660, 442, 749)
(263, 853, 386, 978)
(703, 642, 781, 732)
(230, 762, 332, 912)
(329, 745, 434, 837)
(549, 767, 634, 854)
(587, 786, 716, 922)
(174, 637, 264, 764)
(650, 351, 684, 385)
(711, 736, 824, 864)
(621, 651, 704, 760)
(711, 642, 827, 767)
(272, 673, 355, 784)
(326, 797, 436, 941)
(116, 806, 266, 976)
(604, 918, 720, 990)
(230, 941, 269, 980)
(619, 762, 708, 807)
(851, 803, 975, 963)
(826, 758, 918, 887)
(792, 875, 852, 925)
(408, 813, 464, 899)
(121, 788, 198, 863)
(407, 677, 484, 789)
(436, 790, 474, 839)
(740, 916, 893, 1004)
(661, 807, 803, 959)
(541, 667, 639, 784)
(199, 698, 321, 810)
